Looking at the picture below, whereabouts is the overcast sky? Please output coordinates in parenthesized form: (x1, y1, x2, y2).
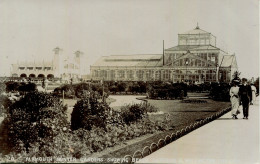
(0, 0, 259, 79)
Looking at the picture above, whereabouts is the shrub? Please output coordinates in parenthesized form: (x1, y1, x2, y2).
(120, 103, 146, 125)
(0, 95, 12, 109)
(0, 83, 6, 94)
(1, 94, 167, 161)
(109, 85, 118, 94)
(5, 82, 20, 92)
(53, 87, 62, 97)
(137, 81, 147, 93)
(53, 83, 108, 99)
(71, 94, 112, 131)
(75, 83, 89, 98)
(4, 82, 36, 94)
(2, 92, 69, 151)
(117, 82, 127, 92)
(135, 101, 158, 113)
(147, 82, 187, 99)
(18, 82, 37, 94)
(60, 85, 75, 98)
(0, 95, 12, 117)
(209, 82, 231, 101)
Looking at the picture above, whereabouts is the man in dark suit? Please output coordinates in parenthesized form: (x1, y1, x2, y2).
(239, 78, 252, 119)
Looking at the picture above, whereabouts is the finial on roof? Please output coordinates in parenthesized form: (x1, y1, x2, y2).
(195, 22, 200, 29)
(53, 47, 61, 54)
(75, 51, 81, 54)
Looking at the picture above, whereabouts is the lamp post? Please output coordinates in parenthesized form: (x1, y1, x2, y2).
(185, 60, 189, 82)
(216, 64, 219, 82)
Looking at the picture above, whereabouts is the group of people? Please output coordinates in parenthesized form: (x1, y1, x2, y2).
(229, 78, 257, 119)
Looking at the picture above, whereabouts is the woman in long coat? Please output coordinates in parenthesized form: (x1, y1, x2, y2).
(250, 84, 257, 105)
(230, 80, 240, 119)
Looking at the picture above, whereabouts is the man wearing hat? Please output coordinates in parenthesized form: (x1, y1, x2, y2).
(239, 78, 252, 119)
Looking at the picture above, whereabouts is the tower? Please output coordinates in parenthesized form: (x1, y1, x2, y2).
(74, 50, 83, 77)
(53, 47, 62, 78)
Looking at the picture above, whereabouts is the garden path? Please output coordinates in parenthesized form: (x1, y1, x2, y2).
(64, 95, 145, 121)
(109, 95, 145, 110)
(137, 97, 259, 164)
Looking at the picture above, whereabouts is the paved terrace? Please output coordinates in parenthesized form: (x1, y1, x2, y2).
(138, 97, 259, 164)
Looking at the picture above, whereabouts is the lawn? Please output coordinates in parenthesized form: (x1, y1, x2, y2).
(62, 96, 230, 160)
(0, 92, 231, 162)
(99, 98, 230, 159)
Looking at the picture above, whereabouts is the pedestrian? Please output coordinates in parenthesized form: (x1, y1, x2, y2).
(229, 79, 240, 119)
(250, 83, 257, 105)
(239, 78, 252, 119)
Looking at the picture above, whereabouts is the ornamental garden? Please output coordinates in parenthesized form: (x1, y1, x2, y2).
(0, 77, 259, 163)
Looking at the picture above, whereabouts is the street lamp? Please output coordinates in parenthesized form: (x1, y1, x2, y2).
(216, 64, 219, 82)
(185, 60, 189, 82)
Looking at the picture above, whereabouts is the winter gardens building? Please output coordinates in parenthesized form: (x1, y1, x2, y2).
(91, 25, 238, 83)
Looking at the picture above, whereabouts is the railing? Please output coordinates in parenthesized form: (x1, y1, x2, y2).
(122, 106, 232, 164)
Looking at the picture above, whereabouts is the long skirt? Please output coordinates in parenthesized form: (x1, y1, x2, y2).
(252, 91, 256, 104)
(231, 96, 240, 116)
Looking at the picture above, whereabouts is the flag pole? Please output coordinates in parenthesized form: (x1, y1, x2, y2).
(163, 40, 165, 65)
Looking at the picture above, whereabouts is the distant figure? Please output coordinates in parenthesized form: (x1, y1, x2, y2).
(42, 78, 45, 88)
(250, 84, 257, 105)
(239, 78, 252, 119)
(180, 90, 184, 100)
(229, 79, 240, 119)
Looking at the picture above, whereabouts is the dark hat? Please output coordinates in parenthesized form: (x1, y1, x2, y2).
(232, 79, 240, 84)
(242, 78, 247, 82)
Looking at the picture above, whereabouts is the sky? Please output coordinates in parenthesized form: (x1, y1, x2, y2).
(0, 0, 259, 79)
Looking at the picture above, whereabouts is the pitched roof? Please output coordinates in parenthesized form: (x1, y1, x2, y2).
(220, 55, 237, 67)
(181, 26, 210, 35)
(92, 54, 163, 67)
(165, 45, 219, 51)
(165, 52, 216, 67)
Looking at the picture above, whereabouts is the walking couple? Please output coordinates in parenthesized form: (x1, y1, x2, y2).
(230, 78, 252, 119)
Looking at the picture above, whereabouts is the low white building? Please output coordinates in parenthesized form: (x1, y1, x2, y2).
(11, 47, 84, 83)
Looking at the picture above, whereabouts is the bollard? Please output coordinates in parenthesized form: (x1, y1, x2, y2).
(157, 139, 166, 148)
(165, 135, 171, 144)
(171, 133, 176, 141)
(195, 122, 199, 127)
(211, 115, 215, 120)
(142, 146, 151, 157)
(150, 142, 158, 152)
(133, 150, 143, 159)
(193, 124, 197, 129)
(176, 130, 180, 138)
(123, 155, 133, 164)
(185, 126, 189, 133)
(180, 129, 185, 135)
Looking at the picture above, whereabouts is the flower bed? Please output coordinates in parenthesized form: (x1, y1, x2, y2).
(0, 91, 167, 163)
